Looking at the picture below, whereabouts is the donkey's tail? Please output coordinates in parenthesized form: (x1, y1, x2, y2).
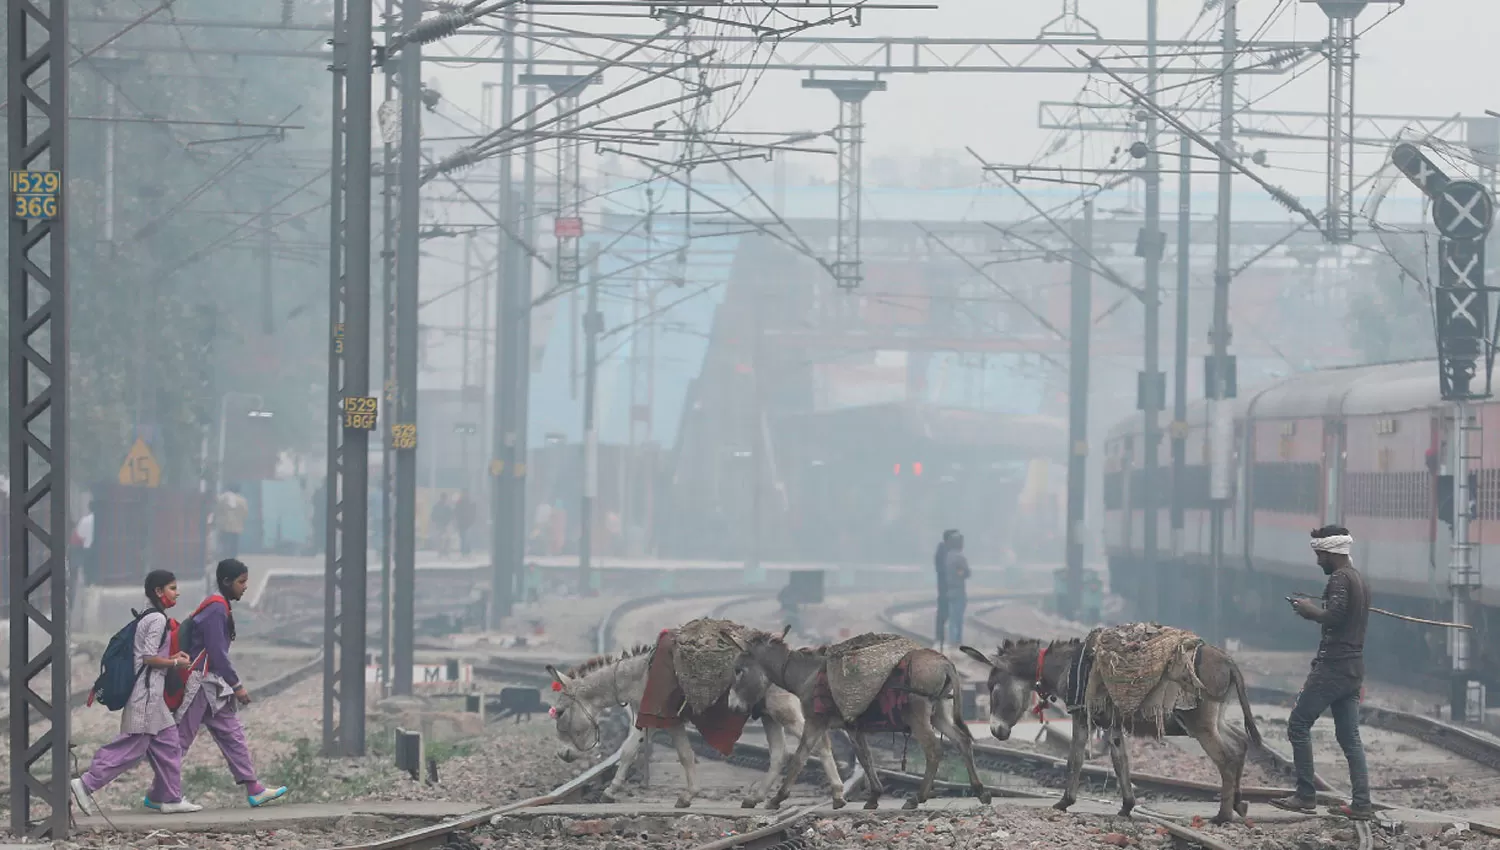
(1230, 660, 1262, 747)
(944, 669, 973, 741)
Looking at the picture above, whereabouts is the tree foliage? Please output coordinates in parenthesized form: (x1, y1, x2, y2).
(1344, 255, 1437, 365)
(4, 0, 335, 490)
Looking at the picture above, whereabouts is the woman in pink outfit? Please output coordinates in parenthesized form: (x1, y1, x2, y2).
(71, 570, 202, 816)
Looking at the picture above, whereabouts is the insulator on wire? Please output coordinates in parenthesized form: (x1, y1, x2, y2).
(407, 11, 468, 46)
(431, 147, 481, 177)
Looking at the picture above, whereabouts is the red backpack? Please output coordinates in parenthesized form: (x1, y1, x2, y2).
(165, 596, 225, 711)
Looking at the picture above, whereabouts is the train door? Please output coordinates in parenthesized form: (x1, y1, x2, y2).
(1322, 419, 1345, 526)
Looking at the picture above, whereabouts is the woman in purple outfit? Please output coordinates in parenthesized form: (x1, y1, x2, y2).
(165, 558, 288, 808)
(71, 570, 202, 816)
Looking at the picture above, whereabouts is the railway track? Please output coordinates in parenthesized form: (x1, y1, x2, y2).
(956, 601, 1500, 806)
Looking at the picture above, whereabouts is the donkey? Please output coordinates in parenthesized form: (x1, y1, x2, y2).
(546, 645, 845, 808)
(725, 629, 991, 811)
(960, 637, 1262, 824)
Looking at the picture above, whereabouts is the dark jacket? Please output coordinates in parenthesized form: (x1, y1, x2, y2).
(1309, 565, 1370, 668)
(933, 541, 950, 595)
(944, 549, 970, 599)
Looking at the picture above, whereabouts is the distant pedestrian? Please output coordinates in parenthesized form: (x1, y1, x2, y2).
(933, 529, 957, 647)
(454, 493, 477, 557)
(431, 493, 455, 556)
(72, 570, 202, 816)
(171, 559, 288, 809)
(943, 532, 971, 647)
(215, 484, 249, 559)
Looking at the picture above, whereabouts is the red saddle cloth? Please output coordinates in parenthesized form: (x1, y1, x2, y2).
(812, 656, 914, 734)
(634, 630, 749, 756)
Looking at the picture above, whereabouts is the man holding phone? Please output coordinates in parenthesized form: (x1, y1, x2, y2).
(1269, 525, 1372, 820)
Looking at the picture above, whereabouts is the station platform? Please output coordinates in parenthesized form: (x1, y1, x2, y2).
(68, 552, 1057, 636)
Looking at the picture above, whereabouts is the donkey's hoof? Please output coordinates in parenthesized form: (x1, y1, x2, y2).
(1236, 800, 1250, 818)
(976, 790, 992, 806)
(765, 799, 783, 811)
(1117, 806, 1134, 819)
(832, 798, 848, 810)
(863, 799, 881, 810)
(1053, 799, 1074, 812)
(741, 798, 759, 809)
(1210, 813, 1233, 826)
(674, 796, 693, 809)
(902, 797, 920, 811)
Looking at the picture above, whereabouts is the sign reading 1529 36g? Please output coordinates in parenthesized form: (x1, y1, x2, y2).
(11, 170, 60, 220)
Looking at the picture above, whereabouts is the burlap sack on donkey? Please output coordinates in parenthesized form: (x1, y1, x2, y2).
(825, 633, 924, 724)
(1084, 622, 1205, 737)
(671, 618, 747, 715)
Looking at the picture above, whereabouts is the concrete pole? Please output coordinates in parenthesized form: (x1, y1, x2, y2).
(580, 262, 600, 588)
(1140, 0, 1163, 622)
(378, 0, 398, 700)
(489, 16, 517, 626)
(1207, 0, 1238, 649)
(1063, 201, 1093, 621)
(1171, 134, 1191, 558)
(391, 0, 422, 697)
(1450, 401, 1481, 721)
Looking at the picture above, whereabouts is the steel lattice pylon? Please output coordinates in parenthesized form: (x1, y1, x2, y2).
(7, 0, 70, 837)
(323, 0, 373, 756)
(803, 78, 885, 290)
(1313, 0, 1403, 243)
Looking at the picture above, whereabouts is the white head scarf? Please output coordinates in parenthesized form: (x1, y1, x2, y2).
(1310, 533, 1353, 556)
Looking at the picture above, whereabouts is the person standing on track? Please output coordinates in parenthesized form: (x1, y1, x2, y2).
(933, 529, 957, 647)
(1269, 525, 1373, 820)
(168, 559, 289, 809)
(72, 570, 202, 816)
(943, 531, 971, 647)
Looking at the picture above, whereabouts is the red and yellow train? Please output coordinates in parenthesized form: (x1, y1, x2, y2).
(1104, 359, 1493, 690)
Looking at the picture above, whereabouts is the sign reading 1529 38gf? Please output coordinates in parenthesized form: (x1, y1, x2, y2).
(11, 170, 60, 220)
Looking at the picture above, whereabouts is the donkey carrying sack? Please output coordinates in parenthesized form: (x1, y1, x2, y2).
(822, 633, 924, 724)
(1085, 622, 1206, 737)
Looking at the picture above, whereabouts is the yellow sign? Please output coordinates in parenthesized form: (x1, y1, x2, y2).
(118, 438, 161, 488)
(11, 170, 59, 220)
(344, 396, 378, 430)
(391, 423, 417, 450)
(513, 462, 526, 477)
(490, 459, 504, 477)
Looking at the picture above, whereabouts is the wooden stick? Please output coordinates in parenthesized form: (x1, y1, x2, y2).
(1370, 607, 1472, 630)
(1290, 594, 1473, 629)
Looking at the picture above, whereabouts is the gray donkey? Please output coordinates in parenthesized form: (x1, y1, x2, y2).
(547, 645, 845, 808)
(724, 629, 990, 811)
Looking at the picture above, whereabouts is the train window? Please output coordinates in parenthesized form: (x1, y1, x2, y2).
(1346, 471, 1432, 519)
(1104, 471, 1124, 510)
(1250, 463, 1320, 514)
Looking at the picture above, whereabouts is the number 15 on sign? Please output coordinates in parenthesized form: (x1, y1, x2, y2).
(11, 170, 60, 220)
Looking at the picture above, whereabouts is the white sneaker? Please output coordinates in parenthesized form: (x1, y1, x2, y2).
(69, 778, 97, 816)
(159, 799, 203, 814)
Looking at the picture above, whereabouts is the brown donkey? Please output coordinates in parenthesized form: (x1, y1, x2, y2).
(961, 637, 1261, 824)
(725, 629, 991, 811)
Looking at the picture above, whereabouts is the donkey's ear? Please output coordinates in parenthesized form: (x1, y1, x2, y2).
(1000, 638, 1014, 651)
(778, 624, 791, 641)
(546, 664, 571, 690)
(958, 645, 995, 668)
(721, 630, 749, 652)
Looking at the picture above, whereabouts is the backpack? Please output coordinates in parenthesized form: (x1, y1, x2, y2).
(88, 611, 163, 711)
(170, 596, 226, 703)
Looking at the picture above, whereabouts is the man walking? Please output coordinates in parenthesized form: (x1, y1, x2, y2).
(933, 530, 956, 647)
(1270, 525, 1372, 820)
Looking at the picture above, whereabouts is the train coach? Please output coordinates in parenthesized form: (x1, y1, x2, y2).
(1104, 358, 1495, 693)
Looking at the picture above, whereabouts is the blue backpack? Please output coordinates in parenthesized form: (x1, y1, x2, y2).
(89, 611, 154, 711)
